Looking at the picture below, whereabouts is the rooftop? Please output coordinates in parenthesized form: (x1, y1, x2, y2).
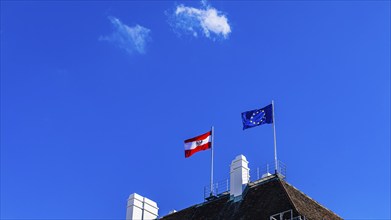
(160, 174, 342, 220)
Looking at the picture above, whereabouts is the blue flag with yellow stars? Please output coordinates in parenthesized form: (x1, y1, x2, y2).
(241, 104, 273, 130)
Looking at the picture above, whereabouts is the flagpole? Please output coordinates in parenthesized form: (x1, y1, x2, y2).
(272, 100, 278, 174)
(210, 126, 214, 196)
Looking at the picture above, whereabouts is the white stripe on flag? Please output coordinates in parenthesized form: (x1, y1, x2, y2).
(184, 135, 211, 150)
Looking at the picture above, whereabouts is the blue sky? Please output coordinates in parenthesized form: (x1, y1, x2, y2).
(1, 1, 390, 219)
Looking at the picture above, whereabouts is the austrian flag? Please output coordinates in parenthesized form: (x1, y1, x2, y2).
(184, 131, 212, 158)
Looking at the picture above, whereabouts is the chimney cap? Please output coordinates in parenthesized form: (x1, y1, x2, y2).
(235, 155, 247, 160)
(128, 193, 143, 200)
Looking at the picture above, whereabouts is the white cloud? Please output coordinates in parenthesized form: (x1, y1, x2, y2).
(169, 2, 231, 39)
(100, 17, 151, 54)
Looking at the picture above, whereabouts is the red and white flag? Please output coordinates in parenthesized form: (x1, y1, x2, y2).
(184, 130, 212, 158)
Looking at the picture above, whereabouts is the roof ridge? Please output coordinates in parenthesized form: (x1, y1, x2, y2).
(276, 177, 300, 216)
(280, 179, 342, 219)
(250, 175, 301, 217)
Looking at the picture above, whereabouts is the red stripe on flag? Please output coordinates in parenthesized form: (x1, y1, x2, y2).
(184, 131, 212, 143)
(185, 142, 211, 158)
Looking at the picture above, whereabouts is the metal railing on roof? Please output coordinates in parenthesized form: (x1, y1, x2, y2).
(203, 160, 287, 200)
(291, 217, 306, 220)
(204, 178, 230, 199)
(270, 209, 305, 220)
(251, 160, 286, 182)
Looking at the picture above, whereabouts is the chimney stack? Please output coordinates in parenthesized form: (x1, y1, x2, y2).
(126, 193, 158, 220)
(230, 155, 250, 200)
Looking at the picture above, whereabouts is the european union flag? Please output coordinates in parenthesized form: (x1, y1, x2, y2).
(241, 104, 273, 130)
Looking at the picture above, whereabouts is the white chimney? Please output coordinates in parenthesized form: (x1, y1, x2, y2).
(230, 154, 250, 199)
(126, 193, 158, 220)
